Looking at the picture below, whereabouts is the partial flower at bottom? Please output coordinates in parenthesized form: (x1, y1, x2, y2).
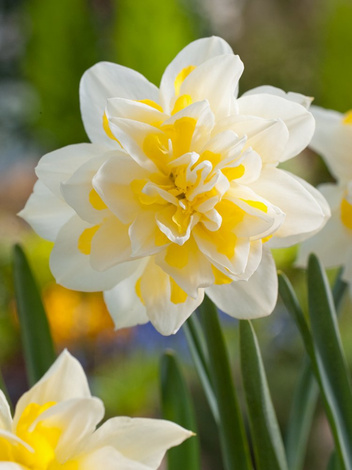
(0, 350, 193, 469)
(297, 105, 352, 292)
(19, 36, 330, 334)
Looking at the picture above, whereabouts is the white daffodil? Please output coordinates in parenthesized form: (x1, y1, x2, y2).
(20, 36, 329, 335)
(0, 350, 192, 469)
(297, 106, 352, 290)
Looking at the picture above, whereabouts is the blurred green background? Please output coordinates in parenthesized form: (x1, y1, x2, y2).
(0, 0, 352, 468)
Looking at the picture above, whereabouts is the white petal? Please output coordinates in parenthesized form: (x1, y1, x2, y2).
(140, 259, 204, 335)
(106, 97, 167, 124)
(296, 210, 351, 268)
(243, 85, 314, 109)
(14, 351, 91, 428)
(83, 417, 193, 469)
(160, 36, 233, 112)
(310, 105, 352, 182)
(0, 390, 12, 431)
(36, 143, 106, 198)
(193, 224, 251, 278)
(215, 114, 289, 165)
(0, 463, 25, 470)
(130, 211, 169, 258)
(80, 62, 159, 146)
(237, 93, 315, 161)
(34, 397, 104, 462)
(90, 217, 133, 270)
(155, 238, 214, 297)
(108, 118, 161, 171)
(50, 216, 139, 291)
(179, 54, 244, 118)
(249, 167, 330, 247)
(104, 259, 149, 330)
(163, 100, 215, 154)
(206, 247, 278, 319)
(93, 153, 148, 224)
(61, 151, 117, 224)
(18, 180, 74, 242)
(79, 446, 151, 470)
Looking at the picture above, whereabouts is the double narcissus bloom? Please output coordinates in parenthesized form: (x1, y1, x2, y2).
(20, 37, 330, 335)
(297, 106, 352, 291)
(0, 350, 192, 469)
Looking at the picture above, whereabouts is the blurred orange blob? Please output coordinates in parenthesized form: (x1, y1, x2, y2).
(42, 284, 131, 347)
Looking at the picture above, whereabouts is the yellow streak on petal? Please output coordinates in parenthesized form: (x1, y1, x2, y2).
(171, 94, 193, 115)
(170, 277, 188, 304)
(213, 199, 245, 258)
(143, 132, 170, 174)
(89, 188, 107, 210)
(341, 196, 352, 229)
(78, 225, 100, 255)
(222, 164, 245, 181)
(163, 117, 197, 158)
(165, 241, 191, 269)
(155, 229, 169, 247)
(14, 402, 61, 469)
(199, 150, 222, 168)
(135, 277, 145, 305)
(174, 65, 196, 96)
(138, 99, 163, 112)
(343, 110, 352, 125)
(212, 265, 233, 285)
(262, 235, 273, 243)
(103, 112, 120, 143)
(242, 199, 268, 213)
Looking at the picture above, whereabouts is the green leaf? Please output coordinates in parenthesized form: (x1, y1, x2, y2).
(13, 244, 56, 386)
(285, 360, 319, 470)
(240, 320, 288, 470)
(281, 267, 347, 470)
(327, 451, 344, 470)
(183, 315, 218, 422)
(278, 273, 315, 363)
(198, 296, 252, 470)
(307, 254, 352, 468)
(160, 351, 200, 470)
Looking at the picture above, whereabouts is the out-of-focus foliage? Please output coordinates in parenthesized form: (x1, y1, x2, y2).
(110, 0, 197, 85)
(23, 0, 99, 147)
(319, 0, 352, 111)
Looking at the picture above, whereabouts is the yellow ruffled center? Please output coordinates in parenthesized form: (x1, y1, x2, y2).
(0, 402, 78, 469)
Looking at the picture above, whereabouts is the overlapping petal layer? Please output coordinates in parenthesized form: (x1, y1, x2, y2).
(297, 106, 352, 292)
(0, 351, 192, 469)
(20, 36, 329, 334)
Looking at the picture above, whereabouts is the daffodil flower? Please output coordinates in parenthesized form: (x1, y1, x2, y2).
(20, 37, 329, 334)
(0, 350, 192, 469)
(297, 106, 352, 290)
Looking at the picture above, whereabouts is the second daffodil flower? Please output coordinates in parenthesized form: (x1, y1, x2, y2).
(20, 36, 330, 335)
(297, 106, 352, 292)
(0, 350, 192, 469)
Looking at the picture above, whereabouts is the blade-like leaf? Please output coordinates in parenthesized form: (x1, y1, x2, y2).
(285, 360, 318, 470)
(160, 351, 200, 470)
(307, 254, 352, 468)
(240, 320, 288, 470)
(183, 315, 218, 422)
(284, 269, 347, 470)
(13, 244, 56, 385)
(327, 451, 344, 470)
(278, 273, 315, 364)
(198, 296, 252, 470)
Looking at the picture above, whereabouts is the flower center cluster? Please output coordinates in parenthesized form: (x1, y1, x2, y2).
(0, 402, 77, 470)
